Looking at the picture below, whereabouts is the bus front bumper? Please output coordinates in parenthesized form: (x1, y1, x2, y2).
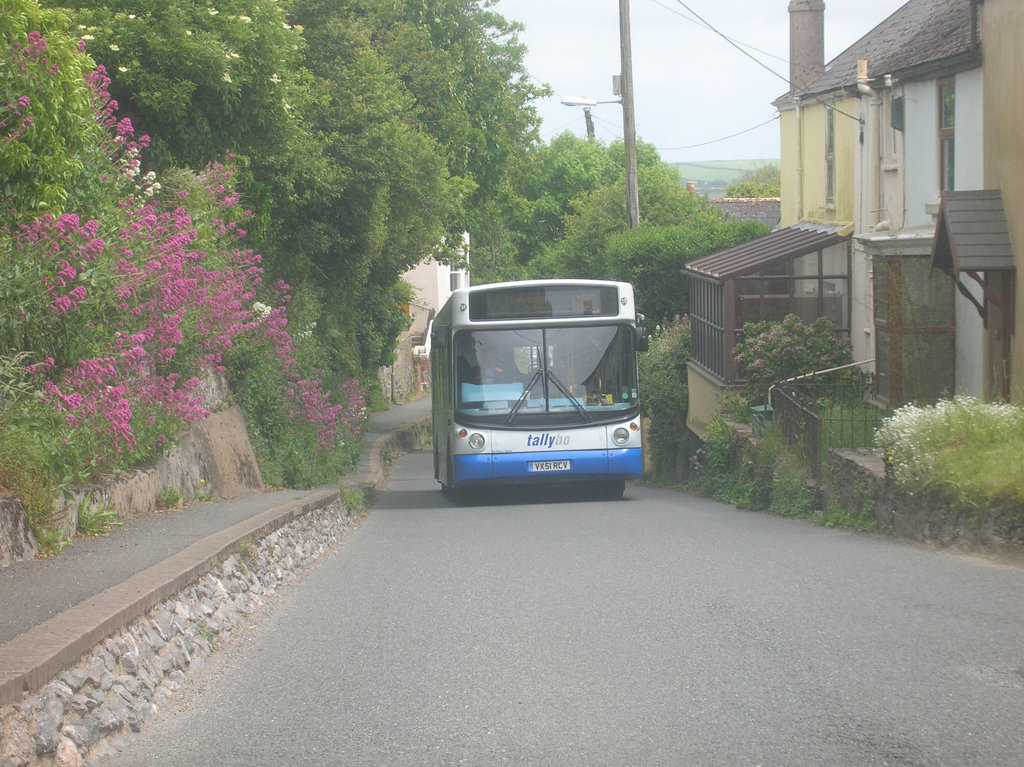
(452, 448, 642, 486)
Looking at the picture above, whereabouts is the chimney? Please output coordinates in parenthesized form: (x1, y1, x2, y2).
(788, 0, 825, 94)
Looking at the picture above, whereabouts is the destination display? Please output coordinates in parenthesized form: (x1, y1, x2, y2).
(469, 284, 619, 320)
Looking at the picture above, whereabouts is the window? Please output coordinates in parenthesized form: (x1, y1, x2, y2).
(453, 326, 638, 424)
(939, 80, 955, 191)
(825, 104, 836, 205)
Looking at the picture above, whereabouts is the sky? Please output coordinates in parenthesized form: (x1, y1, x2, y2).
(494, 0, 910, 164)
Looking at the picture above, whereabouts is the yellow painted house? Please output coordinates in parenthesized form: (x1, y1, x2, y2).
(777, 94, 857, 230)
(685, 0, 857, 437)
(979, 0, 1024, 402)
(685, 0, 1021, 439)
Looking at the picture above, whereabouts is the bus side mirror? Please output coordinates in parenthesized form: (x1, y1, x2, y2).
(636, 326, 649, 352)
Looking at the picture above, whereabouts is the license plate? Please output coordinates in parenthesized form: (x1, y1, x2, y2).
(529, 460, 571, 472)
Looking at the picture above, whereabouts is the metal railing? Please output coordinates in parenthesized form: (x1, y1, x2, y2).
(767, 361, 885, 480)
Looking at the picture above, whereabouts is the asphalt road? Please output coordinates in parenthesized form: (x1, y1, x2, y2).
(104, 449, 1024, 766)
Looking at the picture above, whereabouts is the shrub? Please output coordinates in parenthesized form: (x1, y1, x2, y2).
(638, 317, 693, 482)
(0, 27, 371, 545)
(733, 314, 857, 405)
(876, 397, 1024, 515)
(691, 417, 744, 501)
(692, 417, 813, 516)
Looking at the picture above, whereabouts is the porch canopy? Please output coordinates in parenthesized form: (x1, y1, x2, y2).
(931, 189, 1015, 321)
(686, 223, 851, 383)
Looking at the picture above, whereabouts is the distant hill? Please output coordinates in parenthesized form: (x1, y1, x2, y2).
(671, 159, 779, 199)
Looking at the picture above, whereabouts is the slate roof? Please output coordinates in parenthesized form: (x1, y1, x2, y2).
(794, 0, 979, 98)
(931, 190, 1016, 275)
(710, 198, 781, 228)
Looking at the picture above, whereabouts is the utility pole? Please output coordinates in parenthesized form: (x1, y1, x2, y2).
(619, 0, 640, 228)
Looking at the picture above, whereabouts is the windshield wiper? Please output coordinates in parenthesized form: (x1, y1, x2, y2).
(505, 369, 543, 425)
(546, 370, 591, 421)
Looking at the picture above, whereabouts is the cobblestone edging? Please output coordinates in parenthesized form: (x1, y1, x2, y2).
(0, 498, 358, 767)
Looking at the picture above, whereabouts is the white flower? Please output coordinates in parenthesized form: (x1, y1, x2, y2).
(118, 66, 128, 72)
(270, 73, 281, 84)
(239, 15, 252, 23)
(109, 43, 120, 51)
(222, 72, 232, 83)
(209, 8, 219, 15)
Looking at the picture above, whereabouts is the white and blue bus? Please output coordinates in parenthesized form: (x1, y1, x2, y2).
(430, 279, 647, 500)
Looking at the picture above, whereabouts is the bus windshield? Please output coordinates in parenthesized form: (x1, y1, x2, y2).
(453, 325, 638, 423)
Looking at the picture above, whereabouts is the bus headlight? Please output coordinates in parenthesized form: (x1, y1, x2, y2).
(468, 432, 486, 451)
(612, 427, 630, 445)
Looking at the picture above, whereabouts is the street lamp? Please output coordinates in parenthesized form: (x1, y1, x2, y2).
(560, 96, 598, 140)
(559, 0, 640, 229)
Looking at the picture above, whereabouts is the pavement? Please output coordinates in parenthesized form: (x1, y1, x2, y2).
(0, 394, 432, 706)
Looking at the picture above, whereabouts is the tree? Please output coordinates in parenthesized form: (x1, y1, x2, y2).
(724, 162, 780, 198)
(1, 0, 109, 223)
(522, 138, 769, 324)
(57, 0, 306, 173)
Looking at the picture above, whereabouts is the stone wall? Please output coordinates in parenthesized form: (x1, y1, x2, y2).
(0, 498, 356, 767)
(823, 447, 1023, 557)
(378, 333, 429, 404)
(720, 429, 1024, 558)
(1, 405, 263, 569)
(0, 497, 37, 570)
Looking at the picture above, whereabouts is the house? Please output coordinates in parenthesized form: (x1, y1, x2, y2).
(379, 234, 470, 401)
(972, 0, 1022, 402)
(685, 0, 1021, 438)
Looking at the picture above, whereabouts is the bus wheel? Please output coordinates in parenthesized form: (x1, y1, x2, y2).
(602, 480, 625, 500)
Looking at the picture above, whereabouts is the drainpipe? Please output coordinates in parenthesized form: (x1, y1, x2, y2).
(857, 60, 884, 232)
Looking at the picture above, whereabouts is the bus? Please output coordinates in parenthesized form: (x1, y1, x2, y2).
(430, 279, 647, 500)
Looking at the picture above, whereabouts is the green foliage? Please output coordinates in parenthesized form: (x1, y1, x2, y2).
(724, 162, 781, 198)
(733, 314, 857, 405)
(524, 139, 768, 323)
(158, 486, 182, 509)
(693, 418, 811, 515)
(638, 318, 693, 483)
(822, 479, 878, 532)
(605, 219, 767, 325)
(876, 397, 1024, 517)
(340, 485, 366, 518)
(1, 1, 108, 222)
(224, 285, 364, 489)
(76, 496, 123, 537)
(692, 417, 744, 501)
(769, 453, 815, 517)
(61, 0, 306, 172)
(0, 353, 83, 549)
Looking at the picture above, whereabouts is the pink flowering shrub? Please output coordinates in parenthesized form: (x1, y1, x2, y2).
(1, 29, 367, 506)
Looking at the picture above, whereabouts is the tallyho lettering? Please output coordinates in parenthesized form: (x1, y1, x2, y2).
(525, 433, 570, 448)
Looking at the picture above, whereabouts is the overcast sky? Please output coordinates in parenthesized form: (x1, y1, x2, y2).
(494, 0, 910, 164)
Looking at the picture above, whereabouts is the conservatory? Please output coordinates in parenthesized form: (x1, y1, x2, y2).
(685, 223, 851, 385)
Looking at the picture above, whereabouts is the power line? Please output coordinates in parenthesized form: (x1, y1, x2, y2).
(664, 0, 862, 125)
(657, 115, 779, 152)
(644, 0, 788, 64)
(667, 0, 791, 85)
